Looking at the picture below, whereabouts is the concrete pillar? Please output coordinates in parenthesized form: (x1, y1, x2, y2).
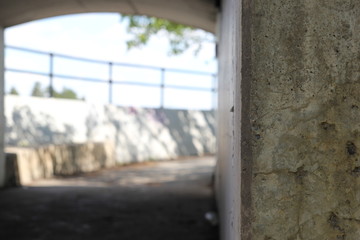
(216, 0, 242, 239)
(217, 0, 360, 239)
(0, 27, 4, 187)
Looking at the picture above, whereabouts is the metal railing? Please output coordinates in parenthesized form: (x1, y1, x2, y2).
(5, 45, 217, 109)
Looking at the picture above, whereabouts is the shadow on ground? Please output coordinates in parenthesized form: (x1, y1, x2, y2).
(0, 157, 218, 240)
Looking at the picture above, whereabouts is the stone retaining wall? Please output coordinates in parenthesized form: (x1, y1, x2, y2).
(5, 141, 115, 185)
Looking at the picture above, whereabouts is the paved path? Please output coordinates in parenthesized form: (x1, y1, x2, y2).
(0, 157, 218, 240)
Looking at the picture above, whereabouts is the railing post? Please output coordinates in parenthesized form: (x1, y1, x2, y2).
(108, 62, 113, 104)
(160, 68, 165, 109)
(212, 74, 217, 110)
(49, 53, 54, 97)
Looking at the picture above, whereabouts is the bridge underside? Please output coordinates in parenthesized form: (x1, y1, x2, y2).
(0, 0, 217, 32)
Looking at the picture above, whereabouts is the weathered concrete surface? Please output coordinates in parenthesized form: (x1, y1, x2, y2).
(0, 0, 217, 32)
(249, 1, 360, 239)
(0, 157, 218, 240)
(6, 142, 115, 185)
(217, 0, 360, 239)
(5, 95, 216, 164)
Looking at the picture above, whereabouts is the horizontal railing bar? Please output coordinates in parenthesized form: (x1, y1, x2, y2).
(161, 68, 216, 76)
(6, 68, 214, 91)
(164, 85, 213, 91)
(113, 81, 160, 88)
(52, 74, 108, 83)
(53, 53, 114, 65)
(6, 45, 215, 76)
(112, 62, 214, 76)
(6, 68, 107, 83)
(111, 62, 170, 72)
(6, 45, 50, 56)
(113, 81, 212, 91)
(5, 68, 49, 77)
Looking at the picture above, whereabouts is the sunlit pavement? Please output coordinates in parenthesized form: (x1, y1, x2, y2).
(0, 156, 218, 240)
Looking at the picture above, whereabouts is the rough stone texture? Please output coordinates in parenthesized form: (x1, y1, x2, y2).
(5, 95, 216, 164)
(6, 141, 115, 185)
(249, 0, 360, 239)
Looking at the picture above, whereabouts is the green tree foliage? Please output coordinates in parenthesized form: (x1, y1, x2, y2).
(53, 87, 79, 100)
(9, 87, 19, 95)
(31, 82, 82, 100)
(31, 82, 45, 97)
(121, 15, 214, 55)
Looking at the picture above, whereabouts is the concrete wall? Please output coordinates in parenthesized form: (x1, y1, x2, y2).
(250, 1, 360, 239)
(5, 95, 216, 164)
(215, 0, 242, 239)
(217, 0, 360, 239)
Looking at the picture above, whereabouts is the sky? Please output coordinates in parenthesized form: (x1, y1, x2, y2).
(4, 13, 217, 110)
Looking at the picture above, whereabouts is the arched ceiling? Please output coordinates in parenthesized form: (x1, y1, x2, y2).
(0, 0, 218, 32)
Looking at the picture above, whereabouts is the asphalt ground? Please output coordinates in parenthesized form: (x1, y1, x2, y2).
(0, 156, 219, 240)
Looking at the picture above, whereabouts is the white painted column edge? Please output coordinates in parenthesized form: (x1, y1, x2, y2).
(0, 27, 5, 187)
